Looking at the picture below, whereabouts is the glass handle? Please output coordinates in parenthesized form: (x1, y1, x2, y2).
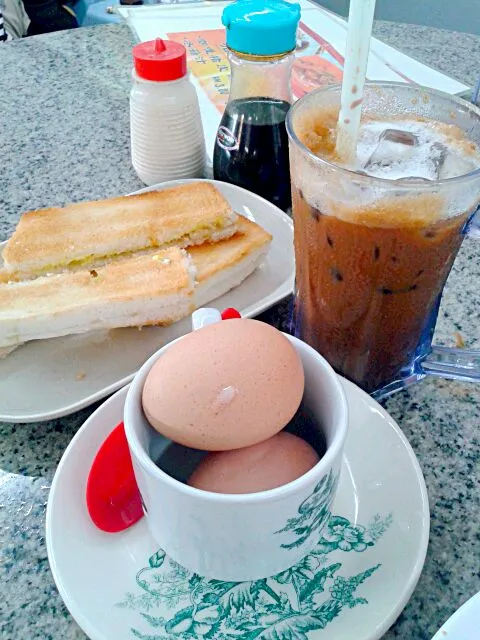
(421, 346, 480, 382)
(422, 208, 480, 381)
(465, 206, 480, 238)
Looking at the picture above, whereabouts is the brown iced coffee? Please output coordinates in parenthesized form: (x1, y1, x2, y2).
(287, 85, 480, 395)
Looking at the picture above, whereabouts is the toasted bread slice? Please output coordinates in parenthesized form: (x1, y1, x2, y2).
(0, 216, 272, 355)
(0, 247, 195, 350)
(191, 216, 272, 306)
(2, 183, 237, 279)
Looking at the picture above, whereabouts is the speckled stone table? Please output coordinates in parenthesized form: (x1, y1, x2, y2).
(0, 20, 479, 640)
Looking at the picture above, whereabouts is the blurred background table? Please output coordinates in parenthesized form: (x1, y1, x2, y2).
(73, 0, 480, 35)
(0, 17, 479, 640)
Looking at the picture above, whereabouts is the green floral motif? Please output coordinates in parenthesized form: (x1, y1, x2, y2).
(117, 512, 392, 639)
(316, 516, 373, 553)
(367, 513, 394, 542)
(275, 470, 338, 550)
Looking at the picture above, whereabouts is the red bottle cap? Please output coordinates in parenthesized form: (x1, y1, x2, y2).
(133, 38, 187, 82)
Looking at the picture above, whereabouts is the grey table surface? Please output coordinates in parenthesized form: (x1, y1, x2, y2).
(0, 18, 479, 640)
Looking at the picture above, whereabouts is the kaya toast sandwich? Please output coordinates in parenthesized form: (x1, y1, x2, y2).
(0, 216, 272, 353)
(0, 247, 195, 352)
(1, 182, 237, 279)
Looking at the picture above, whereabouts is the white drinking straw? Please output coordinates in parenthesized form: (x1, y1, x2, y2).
(335, 0, 377, 164)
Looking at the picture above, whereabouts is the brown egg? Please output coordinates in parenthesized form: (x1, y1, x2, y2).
(187, 432, 320, 494)
(142, 319, 304, 451)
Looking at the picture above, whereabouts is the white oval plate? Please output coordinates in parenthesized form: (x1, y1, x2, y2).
(46, 378, 429, 640)
(0, 179, 294, 423)
(432, 591, 480, 640)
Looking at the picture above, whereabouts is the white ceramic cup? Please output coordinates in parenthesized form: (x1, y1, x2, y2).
(124, 332, 348, 582)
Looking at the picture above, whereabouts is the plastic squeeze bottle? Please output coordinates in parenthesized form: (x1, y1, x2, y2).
(130, 38, 206, 186)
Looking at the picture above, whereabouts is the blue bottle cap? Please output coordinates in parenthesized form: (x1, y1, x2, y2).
(222, 0, 301, 57)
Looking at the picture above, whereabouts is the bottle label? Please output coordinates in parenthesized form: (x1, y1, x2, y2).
(216, 126, 239, 151)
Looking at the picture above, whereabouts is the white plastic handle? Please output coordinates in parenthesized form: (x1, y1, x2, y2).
(191, 308, 222, 331)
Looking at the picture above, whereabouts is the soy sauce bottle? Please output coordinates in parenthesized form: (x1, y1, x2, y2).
(213, 0, 300, 212)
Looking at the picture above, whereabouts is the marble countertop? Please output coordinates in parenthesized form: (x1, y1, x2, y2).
(0, 19, 479, 640)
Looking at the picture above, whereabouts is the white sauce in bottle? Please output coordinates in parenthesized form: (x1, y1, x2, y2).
(130, 38, 206, 186)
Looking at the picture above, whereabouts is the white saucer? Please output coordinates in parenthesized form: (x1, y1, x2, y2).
(0, 179, 294, 423)
(432, 591, 480, 639)
(46, 379, 429, 640)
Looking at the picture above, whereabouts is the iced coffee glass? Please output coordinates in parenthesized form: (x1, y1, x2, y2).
(286, 82, 480, 398)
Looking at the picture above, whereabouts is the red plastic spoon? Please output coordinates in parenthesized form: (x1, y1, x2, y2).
(86, 421, 144, 533)
(86, 308, 241, 533)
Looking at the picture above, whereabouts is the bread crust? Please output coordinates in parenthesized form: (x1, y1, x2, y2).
(2, 183, 236, 278)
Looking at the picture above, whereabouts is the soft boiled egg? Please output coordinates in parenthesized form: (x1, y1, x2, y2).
(141, 319, 305, 451)
(187, 432, 320, 494)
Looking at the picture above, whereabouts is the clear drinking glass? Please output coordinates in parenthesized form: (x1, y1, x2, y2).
(286, 82, 480, 399)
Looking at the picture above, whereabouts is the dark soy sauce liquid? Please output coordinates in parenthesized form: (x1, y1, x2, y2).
(151, 401, 326, 486)
(213, 97, 292, 212)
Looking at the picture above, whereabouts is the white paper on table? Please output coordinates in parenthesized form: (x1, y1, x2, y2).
(118, 0, 470, 164)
